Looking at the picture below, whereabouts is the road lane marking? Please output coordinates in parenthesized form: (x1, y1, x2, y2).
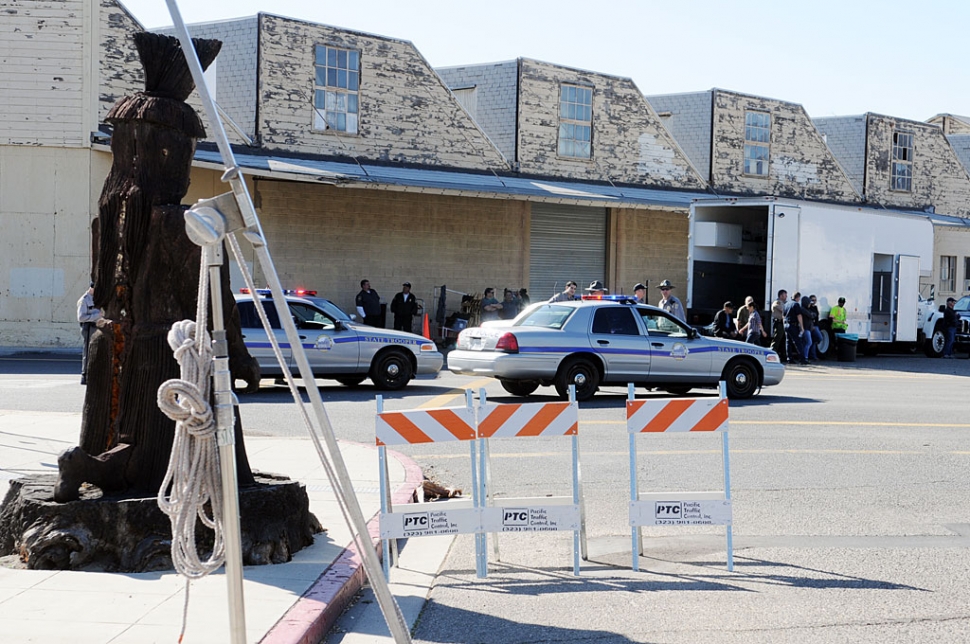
(580, 419, 970, 428)
(417, 378, 495, 409)
(418, 447, 970, 459)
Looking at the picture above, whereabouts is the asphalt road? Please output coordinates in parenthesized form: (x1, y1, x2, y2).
(3, 350, 970, 643)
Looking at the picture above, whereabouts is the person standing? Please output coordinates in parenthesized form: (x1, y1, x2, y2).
(808, 295, 823, 358)
(390, 281, 418, 333)
(355, 279, 383, 327)
(739, 300, 767, 346)
(499, 288, 519, 320)
(585, 280, 609, 296)
(76, 282, 102, 385)
(783, 291, 807, 365)
(480, 287, 502, 322)
(829, 297, 848, 333)
(735, 295, 754, 335)
(518, 288, 531, 308)
(943, 297, 959, 358)
(771, 292, 787, 363)
(549, 281, 578, 303)
(713, 302, 738, 339)
(633, 282, 647, 303)
(657, 280, 686, 322)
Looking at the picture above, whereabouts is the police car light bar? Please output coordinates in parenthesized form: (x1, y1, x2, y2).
(581, 294, 638, 303)
(239, 288, 318, 297)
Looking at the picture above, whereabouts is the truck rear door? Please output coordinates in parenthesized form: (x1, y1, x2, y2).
(894, 255, 921, 342)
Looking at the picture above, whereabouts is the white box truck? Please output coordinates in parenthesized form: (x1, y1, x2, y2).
(687, 197, 936, 356)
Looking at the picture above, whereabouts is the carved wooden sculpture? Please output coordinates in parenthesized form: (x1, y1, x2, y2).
(55, 32, 260, 502)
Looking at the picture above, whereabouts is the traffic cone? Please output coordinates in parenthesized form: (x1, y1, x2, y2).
(422, 313, 431, 340)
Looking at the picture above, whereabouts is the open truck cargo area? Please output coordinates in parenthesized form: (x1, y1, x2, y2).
(687, 197, 935, 356)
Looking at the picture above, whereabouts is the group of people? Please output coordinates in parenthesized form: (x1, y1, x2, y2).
(712, 297, 768, 346)
(768, 290, 844, 365)
(545, 279, 688, 322)
(357, 279, 422, 332)
(480, 287, 531, 322)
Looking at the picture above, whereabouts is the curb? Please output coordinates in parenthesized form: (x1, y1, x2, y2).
(260, 442, 424, 644)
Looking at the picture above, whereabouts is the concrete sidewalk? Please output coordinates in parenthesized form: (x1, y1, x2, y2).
(0, 409, 424, 644)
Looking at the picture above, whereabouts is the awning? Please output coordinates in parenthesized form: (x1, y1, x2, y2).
(192, 148, 714, 211)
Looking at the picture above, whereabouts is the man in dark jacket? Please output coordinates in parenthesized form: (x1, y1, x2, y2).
(713, 302, 738, 339)
(390, 282, 419, 333)
(943, 297, 959, 358)
(356, 279, 383, 327)
(782, 290, 807, 365)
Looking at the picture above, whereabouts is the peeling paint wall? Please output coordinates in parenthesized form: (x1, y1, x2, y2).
(99, 0, 144, 123)
(1, 0, 87, 145)
(516, 59, 706, 189)
(711, 91, 860, 201)
(256, 15, 508, 170)
(864, 115, 970, 217)
(927, 115, 970, 136)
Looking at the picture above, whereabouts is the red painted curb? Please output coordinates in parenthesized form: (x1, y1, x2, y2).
(259, 442, 423, 644)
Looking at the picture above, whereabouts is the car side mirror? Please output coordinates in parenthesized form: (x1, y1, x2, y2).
(688, 328, 698, 339)
(334, 320, 348, 331)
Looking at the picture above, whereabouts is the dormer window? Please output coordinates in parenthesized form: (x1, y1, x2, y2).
(892, 130, 913, 192)
(558, 84, 592, 159)
(743, 111, 770, 176)
(314, 45, 359, 134)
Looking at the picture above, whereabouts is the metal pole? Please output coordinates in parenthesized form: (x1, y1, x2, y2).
(478, 388, 490, 577)
(377, 396, 390, 581)
(465, 389, 482, 578)
(628, 383, 640, 572)
(165, 3, 411, 641)
(719, 381, 734, 571)
(206, 245, 246, 644)
(569, 385, 580, 576)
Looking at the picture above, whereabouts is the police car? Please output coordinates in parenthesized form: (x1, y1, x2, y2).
(235, 289, 442, 390)
(447, 295, 784, 401)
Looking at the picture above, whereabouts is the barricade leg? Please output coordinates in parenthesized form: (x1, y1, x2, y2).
(479, 388, 494, 577)
(466, 389, 486, 579)
(568, 384, 582, 576)
(627, 383, 641, 572)
(719, 380, 734, 572)
(376, 396, 391, 581)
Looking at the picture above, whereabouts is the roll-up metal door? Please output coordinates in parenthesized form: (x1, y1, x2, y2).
(529, 203, 607, 301)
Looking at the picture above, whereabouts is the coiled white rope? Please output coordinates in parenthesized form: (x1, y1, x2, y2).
(157, 317, 226, 578)
(156, 249, 227, 587)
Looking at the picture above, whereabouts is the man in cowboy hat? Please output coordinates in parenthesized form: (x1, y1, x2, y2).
(657, 279, 686, 322)
(633, 282, 647, 303)
(585, 280, 609, 295)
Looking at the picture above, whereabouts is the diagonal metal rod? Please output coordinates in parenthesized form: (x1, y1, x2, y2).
(164, 2, 411, 642)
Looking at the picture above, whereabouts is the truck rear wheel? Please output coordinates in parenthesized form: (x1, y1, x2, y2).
(924, 326, 945, 358)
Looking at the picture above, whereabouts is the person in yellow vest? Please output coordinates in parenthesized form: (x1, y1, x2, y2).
(829, 297, 848, 333)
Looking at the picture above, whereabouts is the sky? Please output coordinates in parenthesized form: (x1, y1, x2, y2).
(120, 0, 966, 123)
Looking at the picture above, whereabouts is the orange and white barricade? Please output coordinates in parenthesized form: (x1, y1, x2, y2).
(376, 391, 485, 577)
(477, 386, 584, 577)
(626, 382, 734, 571)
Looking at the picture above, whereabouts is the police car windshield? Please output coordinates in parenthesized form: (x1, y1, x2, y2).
(304, 296, 352, 321)
(955, 297, 970, 313)
(514, 305, 574, 329)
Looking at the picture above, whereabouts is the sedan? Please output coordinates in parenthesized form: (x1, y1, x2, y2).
(235, 292, 442, 390)
(447, 297, 784, 400)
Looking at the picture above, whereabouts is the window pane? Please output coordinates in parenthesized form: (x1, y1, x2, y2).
(327, 68, 337, 87)
(327, 47, 337, 66)
(349, 51, 359, 68)
(337, 49, 347, 68)
(325, 91, 336, 110)
(313, 111, 326, 130)
(348, 71, 358, 91)
(315, 46, 326, 66)
(315, 68, 326, 87)
(337, 69, 347, 89)
(314, 89, 326, 107)
(336, 92, 347, 111)
(346, 113, 358, 134)
(348, 94, 358, 113)
(336, 113, 346, 130)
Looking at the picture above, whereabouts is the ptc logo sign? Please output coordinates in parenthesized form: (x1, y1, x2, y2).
(503, 509, 529, 527)
(654, 501, 682, 520)
(402, 513, 429, 532)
